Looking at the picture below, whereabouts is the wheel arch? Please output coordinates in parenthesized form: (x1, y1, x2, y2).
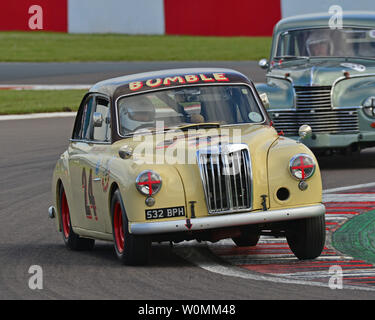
(55, 178, 63, 232)
(108, 181, 120, 218)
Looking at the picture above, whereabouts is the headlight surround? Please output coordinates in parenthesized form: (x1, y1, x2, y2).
(363, 96, 375, 118)
(289, 154, 316, 180)
(135, 170, 162, 196)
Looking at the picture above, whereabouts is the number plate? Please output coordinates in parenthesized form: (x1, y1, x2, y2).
(145, 206, 185, 220)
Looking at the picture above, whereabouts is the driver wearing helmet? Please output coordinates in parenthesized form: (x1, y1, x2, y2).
(306, 31, 333, 56)
(119, 96, 156, 133)
(174, 89, 205, 123)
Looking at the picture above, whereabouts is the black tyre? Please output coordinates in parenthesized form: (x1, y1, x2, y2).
(59, 185, 95, 251)
(286, 215, 326, 260)
(111, 189, 150, 265)
(232, 233, 260, 247)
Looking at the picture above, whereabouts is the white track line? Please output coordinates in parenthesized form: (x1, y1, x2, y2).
(323, 193, 375, 202)
(0, 112, 77, 121)
(173, 243, 375, 292)
(0, 84, 91, 90)
(323, 182, 375, 194)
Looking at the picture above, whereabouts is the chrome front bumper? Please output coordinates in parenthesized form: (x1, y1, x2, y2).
(130, 203, 326, 235)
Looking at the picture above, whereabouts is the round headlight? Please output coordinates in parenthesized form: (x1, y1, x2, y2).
(135, 170, 162, 196)
(363, 96, 375, 118)
(289, 154, 316, 180)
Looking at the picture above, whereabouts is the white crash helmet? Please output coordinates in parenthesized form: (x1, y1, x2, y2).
(306, 31, 333, 56)
(120, 96, 155, 133)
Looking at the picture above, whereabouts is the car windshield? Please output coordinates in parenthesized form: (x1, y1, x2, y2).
(117, 85, 265, 136)
(275, 27, 375, 59)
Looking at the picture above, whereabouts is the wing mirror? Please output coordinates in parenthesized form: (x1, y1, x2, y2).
(118, 145, 133, 159)
(259, 93, 270, 109)
(93, 112, 103, 127)
(298, 125, 312, 141)
(258, 58, 269, 69)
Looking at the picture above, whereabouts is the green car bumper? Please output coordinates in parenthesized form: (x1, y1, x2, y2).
(288, 131, 375, 149)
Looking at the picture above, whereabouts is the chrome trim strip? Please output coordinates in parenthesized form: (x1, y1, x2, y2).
(231, 153, 239, 208)
(242, 150, 251, 207)
(209, 155, 217, 212)
(130, 204, 326, 235)
(270, 106, 362, 112)
(237, 152, 244, 207)
(70, 138, 111, 145)
(223, 153, 233, 210)
(216, 154, 223, 209)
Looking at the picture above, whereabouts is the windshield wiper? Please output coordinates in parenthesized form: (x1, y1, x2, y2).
(295, 56, 375, 61)
(170, 123, 221, 132)
(342, 56, 375, 61)
(124, 123, 222, 137)
(273, 55, 309, 60)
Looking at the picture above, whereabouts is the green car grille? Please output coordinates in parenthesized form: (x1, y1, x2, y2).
(271, 86, 359, 135)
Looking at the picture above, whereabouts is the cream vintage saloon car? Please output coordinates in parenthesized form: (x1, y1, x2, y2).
(49, 68, 326, 265)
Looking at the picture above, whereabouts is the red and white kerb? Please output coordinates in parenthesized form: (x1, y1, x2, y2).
(289, 154, 315, 180)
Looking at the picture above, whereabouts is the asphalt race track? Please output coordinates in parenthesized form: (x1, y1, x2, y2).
(0, 61, 266, 85)
(1, 62, 375, 300)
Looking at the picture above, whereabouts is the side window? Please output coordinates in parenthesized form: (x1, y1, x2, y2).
(72, 94, 110, 142)
(276, 32, 289, 56)
(82, 97, 95, 140)
(92, 97, 111, 142)
(72, 95, 95, 140)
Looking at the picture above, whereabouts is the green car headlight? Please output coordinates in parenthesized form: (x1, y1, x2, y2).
(363, 96, 375, 118)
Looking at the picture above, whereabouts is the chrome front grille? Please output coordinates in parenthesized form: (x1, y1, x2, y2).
(197, 144, 252, 214)
(270, 86, 359, 136)
(295, 86, 332, 110)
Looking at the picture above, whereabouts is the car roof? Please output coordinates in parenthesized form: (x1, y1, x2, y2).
(89, 68, 252, 98)
(274, 11, 375, 34)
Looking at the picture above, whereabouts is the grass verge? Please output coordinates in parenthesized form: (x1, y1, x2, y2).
(0, 89, 86, 115)
(0, 32, 271, 62)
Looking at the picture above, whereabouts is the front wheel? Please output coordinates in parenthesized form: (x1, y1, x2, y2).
(111, 189, 150, 265)
(232, 233, 260, 247)
(59, 185, 95, 251)
(286, 215, 326, 260)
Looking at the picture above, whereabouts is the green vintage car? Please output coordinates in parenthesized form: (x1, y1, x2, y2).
(256, 12, 375, 153)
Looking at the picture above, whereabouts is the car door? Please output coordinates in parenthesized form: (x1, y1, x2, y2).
(83, 95, 112, 233)
(68, 93, 111, 233)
